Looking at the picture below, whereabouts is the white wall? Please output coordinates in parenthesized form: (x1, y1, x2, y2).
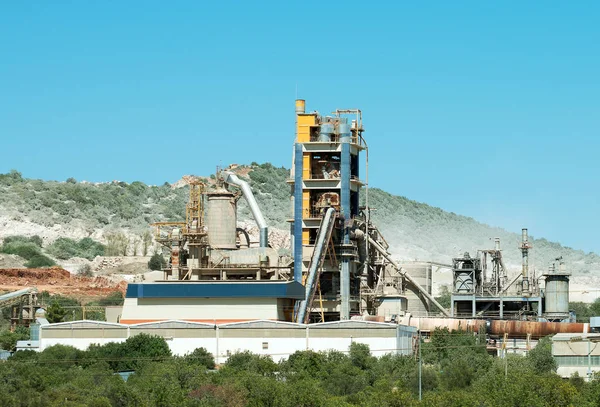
(121, 297, 281, 323)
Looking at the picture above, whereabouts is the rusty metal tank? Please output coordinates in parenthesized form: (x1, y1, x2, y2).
(205, 188, 237, 249)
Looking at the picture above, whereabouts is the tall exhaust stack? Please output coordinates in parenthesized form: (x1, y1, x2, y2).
(521, 228, 531, 295)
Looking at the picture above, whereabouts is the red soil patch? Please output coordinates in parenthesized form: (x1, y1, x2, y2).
(0, 267, 126, 301)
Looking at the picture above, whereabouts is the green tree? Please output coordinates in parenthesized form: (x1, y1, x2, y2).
(148, 252, 166, 270)
(24, 254, 55, 268)
(46, 300, 67, 323)
(0, 328, 28, 351)
(105, 232, 128, 256)
(434, 285, 451, 309)
(527, 336, 557, 374)
(141, 230, 153, 256)
(570, 302, 592, 322)
(185, 347, 216, 369)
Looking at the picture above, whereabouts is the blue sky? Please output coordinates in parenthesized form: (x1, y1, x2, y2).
(1, 2, 599, 253)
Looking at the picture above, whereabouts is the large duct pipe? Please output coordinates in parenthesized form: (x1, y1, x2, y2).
(404, 316, 590, 339)
(297, 208, 337, 323)
(368, 237, 451, 317)
(222, 172, 268, 248)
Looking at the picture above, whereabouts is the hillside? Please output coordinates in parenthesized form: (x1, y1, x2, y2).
(1, 165, 599, 283)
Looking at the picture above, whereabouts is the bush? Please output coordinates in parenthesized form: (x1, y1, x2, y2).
(47, 237, 105, 260)
(1, 241, 42, 260)
(148, 253, 166, 270)
(46, 300, 67, 323)
(25, 254, 55, 268)
(78, 264, 94, 277)
(185, 347, 216, 369)
(0, 236, 55, 268)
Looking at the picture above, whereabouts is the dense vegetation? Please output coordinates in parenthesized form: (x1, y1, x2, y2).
(46, 237, 105, 260)
(0, 328, 597, 406)
(0, 170, 187, 232)
(0, 235, 55, 267)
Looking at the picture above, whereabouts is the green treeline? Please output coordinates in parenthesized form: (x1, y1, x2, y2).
(0, 328, 597, 407)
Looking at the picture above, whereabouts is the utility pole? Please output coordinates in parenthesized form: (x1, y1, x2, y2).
(418, 330, 422, 401)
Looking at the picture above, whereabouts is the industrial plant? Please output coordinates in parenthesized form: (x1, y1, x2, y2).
(2, 99, 591, 361)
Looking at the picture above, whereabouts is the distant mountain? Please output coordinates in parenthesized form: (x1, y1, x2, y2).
(1, 165, 599, 277)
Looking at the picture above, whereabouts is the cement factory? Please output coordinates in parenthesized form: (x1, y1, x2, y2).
(2, 99, 593, 364)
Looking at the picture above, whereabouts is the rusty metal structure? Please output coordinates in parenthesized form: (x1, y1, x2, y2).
(152, 174, 287, 282)
(0, 288, 39, 329)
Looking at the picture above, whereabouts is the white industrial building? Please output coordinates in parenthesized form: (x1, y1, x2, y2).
(39, 319, 417, 364)
(552, 333, 600, 380)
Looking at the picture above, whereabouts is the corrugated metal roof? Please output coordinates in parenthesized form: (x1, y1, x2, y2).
(219, 320, 304, 329)
(129, 320, 214, 329)
(41, 320, 126, 330)
(309, 320, 398, 329)
(126, 281, 305, 299)
(553, 333, 600, 341)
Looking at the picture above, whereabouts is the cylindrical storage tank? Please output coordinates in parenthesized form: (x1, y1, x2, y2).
(454, 271, 474, 293)
(295, 99, 306, 115)
(206, 189, 237, 249)
(402, 264, 432, 317)
(544, 274, 570, 319)
(319, 123, 334, 142)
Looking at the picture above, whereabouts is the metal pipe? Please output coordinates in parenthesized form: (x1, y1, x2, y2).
(0, 288, 36, 304)
(368, 237, 451, 317)
(405, 317, 589, 339)
(222, 172, 268, 248)
(297, 208, 336, 323)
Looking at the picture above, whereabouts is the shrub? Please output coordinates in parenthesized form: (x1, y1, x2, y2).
(148, 253, 166, 270)
(78, 264, 94, 277)
(47, 237, 105, 261)
(25, 254, 55, 268)
(185, 347, 216, 369)
(46, 301, 67, 323)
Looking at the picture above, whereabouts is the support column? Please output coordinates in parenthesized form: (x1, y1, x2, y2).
(293, 143, 304, 283)
(472, 297, 476, 317)
(340, 123, 351, 320)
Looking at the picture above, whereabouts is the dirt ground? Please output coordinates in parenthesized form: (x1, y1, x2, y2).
(0, 267, 127, 301)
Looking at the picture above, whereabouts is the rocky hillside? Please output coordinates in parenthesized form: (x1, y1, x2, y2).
(1, 165, 599, 280)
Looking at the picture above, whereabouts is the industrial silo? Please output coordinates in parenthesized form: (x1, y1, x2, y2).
(206, 188, 237, 249)
(402, 263, 432, 317)
(543, 263, 570, 321)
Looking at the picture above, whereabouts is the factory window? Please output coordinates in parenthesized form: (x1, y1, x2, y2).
(262, 342, 269, 350)
(555, 356, 600, 366)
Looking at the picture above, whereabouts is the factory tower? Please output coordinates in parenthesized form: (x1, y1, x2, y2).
(291, 100, 366, 321)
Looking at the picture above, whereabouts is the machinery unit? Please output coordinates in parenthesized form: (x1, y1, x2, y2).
(449, 229, 570, 321)
(120, 173, 304, 324)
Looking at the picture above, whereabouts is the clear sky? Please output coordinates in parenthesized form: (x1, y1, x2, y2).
(1, 2, 599, 253)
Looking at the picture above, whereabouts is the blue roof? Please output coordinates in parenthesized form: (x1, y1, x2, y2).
(126, 281, 305, 300)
